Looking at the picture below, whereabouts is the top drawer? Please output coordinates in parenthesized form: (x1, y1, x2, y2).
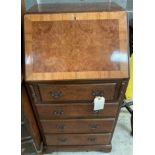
(38, 83, 119, 102)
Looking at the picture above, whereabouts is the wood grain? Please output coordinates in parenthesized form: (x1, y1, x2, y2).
(36, 103, 119, 119)
(32, 19, 119, 73)
(38, 83, 117, 102)
(45, 133, 111, 146)
(23, 4, 129, 153)
(41, 118, 115, 134)
(24, 11, 128, 81)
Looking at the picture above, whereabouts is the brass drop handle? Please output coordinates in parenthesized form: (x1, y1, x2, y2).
(56, 124, 65, 129)
(92, 110, 100, 114)
(89, 124, 98, 129)
(88, 137, 96, 142)
(92, 90, 104, 97)
(58, 138, 67, 143)
(49, 91, 63, 98)
(53, 109, 64, 115)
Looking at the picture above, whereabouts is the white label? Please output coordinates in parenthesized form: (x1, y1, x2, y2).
(93, 96, 105, 111)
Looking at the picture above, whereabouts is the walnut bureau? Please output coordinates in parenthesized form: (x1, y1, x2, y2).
(24, 2, 129, 153)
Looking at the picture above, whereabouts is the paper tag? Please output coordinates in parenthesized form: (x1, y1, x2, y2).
(93, 96, 105, 111)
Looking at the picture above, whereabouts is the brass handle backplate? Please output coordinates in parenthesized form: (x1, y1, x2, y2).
(56, 124, 65, 129)
(49, 91, 63, 98)
(88, 137, 96, 142)
(89, 124, 99, 129)
(53, 109, 64, 115)
(58, 138, 67, 143)
(92, 90, 104, 97)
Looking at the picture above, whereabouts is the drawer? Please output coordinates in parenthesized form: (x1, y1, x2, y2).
(36, 103, 119, 119)
(45, 133, 111, 146)
(38, 83, 118, 102)
(41, 118, 115, 134)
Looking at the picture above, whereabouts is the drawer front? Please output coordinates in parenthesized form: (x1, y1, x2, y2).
(38, 83, 117, 102)
(41, 118, 115, 134)
(45, 133, 111, 146)
(36, 103, 119, 119)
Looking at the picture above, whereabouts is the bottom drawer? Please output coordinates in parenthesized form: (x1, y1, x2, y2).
(45, 133, 111, 146)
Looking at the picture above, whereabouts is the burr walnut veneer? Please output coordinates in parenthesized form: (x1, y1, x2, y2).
(24, 2, 129, 153)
